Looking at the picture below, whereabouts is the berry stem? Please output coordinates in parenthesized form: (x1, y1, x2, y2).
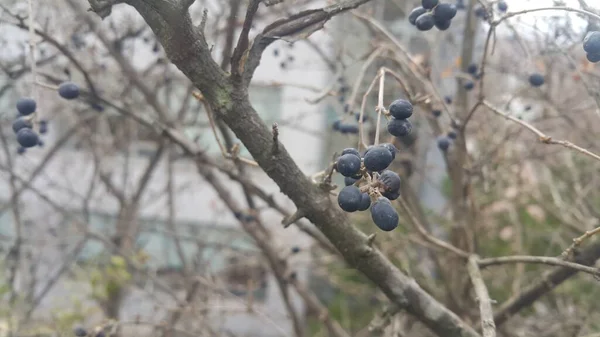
(374, 69, 385, 146)
(358, 72, 381, 150)
(28, 0, 38, 119)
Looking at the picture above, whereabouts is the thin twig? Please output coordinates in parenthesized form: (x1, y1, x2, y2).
(374, 69, 385, 146)
(478, 255, 600, 277)
(561, 227, 600, 258)
(467, 255, 496, 337)
(482, 100, 600, 162)
(398, 198, 469, 258)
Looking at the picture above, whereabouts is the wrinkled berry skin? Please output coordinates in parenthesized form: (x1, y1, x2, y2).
(16, 129, 40, 148)
(388, 99, 413, 119)
(16, 98, 36, 115)
(363, 145, 394, 172)
(58, 82, 80, 99)
(381, 143, 398, 160)
(433, 3, 457, 21)
(409, 7, 427, 25)
(528, 73, 545, 87)
(387, 118, 413, 137)
(416, 13, 435, 31)
(338, 185, 362, 212)
(336, 153, 362, 177)
(584, 31, 600, 54)
(12, 117, 33, 134)
(437, 136, 451, 151)
(421, 0, 439, 10)
(357, 193, 371, 211)
(379, 170, 401, 193)
(370, 198, 399, 231)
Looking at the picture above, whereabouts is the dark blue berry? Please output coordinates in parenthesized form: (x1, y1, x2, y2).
(16, 98, 36, 115)
(388, 99, 413, 119)
(341, 148, 361, 157)
(467, 63, 478, 74)
(12, 117, 33, 134)
(379, 170, 401, 193)
(444, 96, 453, 104)
(355, 113, 368, 122)
(370, 198, 399, 231)
(38, 139, 44, 147)
(584, 31, 600, 54)
(16, 129, 39, 148)
(587, 53, 600, 63)
(338, 185, 362, 212)
(344, 176, 359, 186)
(464, 81, 475, 90)
(381, 143, 398, 160)
(474, 6, 488, 19)
(332, 120, 342, 130)
(437, 136, 451, 151)
(90, 102, 104, 112)
(17, 147, 26, 155)
(382, 190, 401, 200)
(338, 124, 359, 134)
(336, 153, 362, 177)
(432, 109, 442, 117)
(433, 3, 457, 21)
(363, 145, 394, 172)
(73, 327, 87, 337)
(39, 122, 48, 134)
(456, 0, 466, 10)
(434, 19, 452, 31)
(524, 105, 531, 111)
(291, 246, 301, 253)
(421, 0, 439, 10)
(447, 130, 457, 139)
(528, 73, 545, 87)
(409, 7, 427, 25)
(387, 118, 412, 137)
(497, 1, 508, 12)
(416, 13, 435, 31)
(58, 82, 80, 99)
(357, 193, 371, 211)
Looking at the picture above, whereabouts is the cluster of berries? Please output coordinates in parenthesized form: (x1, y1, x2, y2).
(333, 98, 418, 231)
(11, 82, 80, 154)
(336, 144, 402, 231)
(583, 31, 600, 63)
(409, 0, 458, 32)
